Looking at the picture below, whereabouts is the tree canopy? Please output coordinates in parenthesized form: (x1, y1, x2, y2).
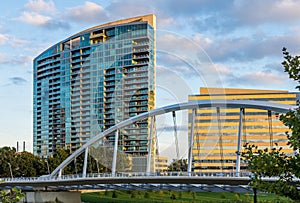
(241, 47, 300, 201)
(168, 159, 187, 171)
(0, 147, 111, 178)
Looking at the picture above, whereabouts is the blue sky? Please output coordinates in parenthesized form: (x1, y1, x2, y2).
(0, 0, 300, 151)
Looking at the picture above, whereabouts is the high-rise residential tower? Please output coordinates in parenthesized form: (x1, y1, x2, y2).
(188, 87, 298, 173)
(33, 14, 156, 157)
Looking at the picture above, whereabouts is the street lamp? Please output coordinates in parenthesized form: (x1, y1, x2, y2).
(7, 163, 13, 179)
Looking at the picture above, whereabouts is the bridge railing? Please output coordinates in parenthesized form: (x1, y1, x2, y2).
(1, 171, 252, 182)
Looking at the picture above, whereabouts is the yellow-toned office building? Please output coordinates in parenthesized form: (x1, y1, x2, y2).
(188, 87, 298, 173)
(155, 156, 168, 172)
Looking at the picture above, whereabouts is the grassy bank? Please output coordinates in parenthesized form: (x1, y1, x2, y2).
(81, 190, 294, 203)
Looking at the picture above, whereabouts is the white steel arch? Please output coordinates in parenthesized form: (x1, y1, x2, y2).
(50, 100, 296, 179)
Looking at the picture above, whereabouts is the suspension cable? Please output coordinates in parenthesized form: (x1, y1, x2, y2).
(88, 148, 92, 173)
(172, 111, 180, 160)
(196, 125, 201, 171)
(154, 117, 159, 156)
(242, 108, 247, 145)
(74, 157, 77, 174)
(216, 107, 224, 172)
(268, 110, 273, 148)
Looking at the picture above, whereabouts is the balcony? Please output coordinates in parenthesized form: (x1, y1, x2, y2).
(133, 48, 149, 53)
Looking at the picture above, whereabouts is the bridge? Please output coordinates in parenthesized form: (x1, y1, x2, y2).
(0, 100, 296, 202)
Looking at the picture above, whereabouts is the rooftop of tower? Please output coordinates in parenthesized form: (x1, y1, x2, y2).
(75, 14, 156, 37)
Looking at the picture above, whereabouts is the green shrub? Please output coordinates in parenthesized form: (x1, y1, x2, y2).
(170, 193, 176, 200)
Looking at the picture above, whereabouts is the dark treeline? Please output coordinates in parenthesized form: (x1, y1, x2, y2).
(0, 147, 109, 178)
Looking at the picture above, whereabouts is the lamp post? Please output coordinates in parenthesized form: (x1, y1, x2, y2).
(7, 163, 13, 179)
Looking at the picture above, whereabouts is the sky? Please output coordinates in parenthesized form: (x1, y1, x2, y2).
(0, 0, 300, 152)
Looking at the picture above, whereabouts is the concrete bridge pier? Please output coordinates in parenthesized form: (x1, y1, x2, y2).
(24, 191, 81, 203)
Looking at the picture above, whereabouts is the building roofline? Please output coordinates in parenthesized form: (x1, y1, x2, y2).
(75, 14, 156, 36)
(189, 92, 299, 97)
(34, 14, 156, 60)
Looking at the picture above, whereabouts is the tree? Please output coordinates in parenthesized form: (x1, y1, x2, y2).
(14, 152, 46, 177)
(48, 148, 71, 174)
(0, 147, 16, 178)
(241, 47, 300, 200)
(168, 159, 187, 171)
(0, 188, 25, 203)
(0, 147, 51, 178)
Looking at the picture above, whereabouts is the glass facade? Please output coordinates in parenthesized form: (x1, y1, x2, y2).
(188, 87, 298, 173)
(33, 15, 156, 157)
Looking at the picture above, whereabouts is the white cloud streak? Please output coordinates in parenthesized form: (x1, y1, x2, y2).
(16, 11, 51, 26)
(0, 34, 8, 45)
(25, 0, 56, 14)
(0, 54, 32, 66)
(64, 1, 108, 23)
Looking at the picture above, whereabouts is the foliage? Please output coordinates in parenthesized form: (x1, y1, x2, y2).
(15, 151, 46, 177)
(168, 159, 187, 171)
(241, 47, 300, 201)
(0, 188, 25, 203)
(0, 147, 46, 178)
(170, 193, 176, 200)
(0, 146, 112, 178)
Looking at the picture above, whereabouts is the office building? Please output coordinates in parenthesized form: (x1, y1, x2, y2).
(33, 14, 156, 158)
(188, 87, 297, 173)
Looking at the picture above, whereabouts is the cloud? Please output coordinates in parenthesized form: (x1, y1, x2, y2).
(0, 53, 5, 63)
(156, 0, 234, 16)
(25, 0, 56, 14)
(152, 0, 237, 33)
(42, 19, 70, 30)
(234, 0, 300, 25)
(0, 54, 32, 66)
(107, 0, 155, 19)
(16, 11, 51, 26)
(64, 1, 108, 24)
(0, 33, 30, 48)
(190, 15, 239, 35)
(203, 32, 300, 63)
(263, 62, 284, 74)
(15, 11, 69, 29)
(9, 77, 28, 85)
(226, 71, 286, 89)
(214, 63, 231, 75)
(152, 0, 300, 35)
(9, 37, 30, 48)
(157, 32, 213, 55)
(12, 0, 68, 29)
(192, 34, 213, 49)
(0, 34, 8, 45)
